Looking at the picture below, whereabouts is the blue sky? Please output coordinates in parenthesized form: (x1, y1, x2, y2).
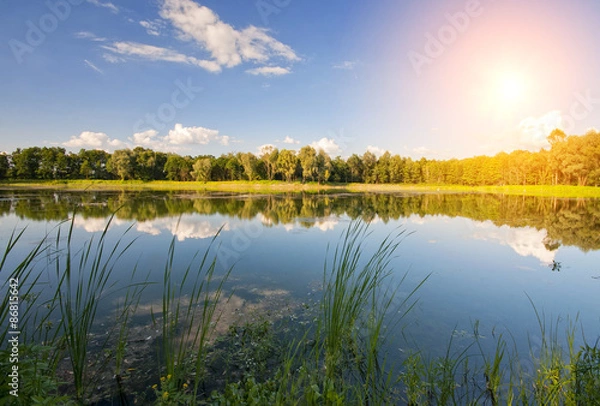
(2, 0, 600, 159)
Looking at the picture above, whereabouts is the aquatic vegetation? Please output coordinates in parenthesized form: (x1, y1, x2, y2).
(0, 218, 599, 404)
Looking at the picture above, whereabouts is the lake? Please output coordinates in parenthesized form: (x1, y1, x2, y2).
(1, 189, 599, 400)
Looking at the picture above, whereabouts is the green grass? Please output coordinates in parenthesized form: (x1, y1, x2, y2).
(2, 179, 600, 197)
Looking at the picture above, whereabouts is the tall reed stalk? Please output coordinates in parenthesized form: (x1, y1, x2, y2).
(158, 223, 231, 401)
(312, 221, 425, 404)
(51, 214, 136, 400)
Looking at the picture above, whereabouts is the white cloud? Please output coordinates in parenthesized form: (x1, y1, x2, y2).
(517, 111, 561, 151)
(164, 123, 227, 145)
(314, 219, 339, 232)
(102, 53, 125, 63)
(246, 66, 290, 76)
(220, 135, 230, 146)
(140, 20, 165, 36)
(159, 0, 299, 68)
(102, 41, 222, 72)
(74, 31, 106, 41)
(131, 125, 229, 150)
(86, 0, 299, 74)
(282, 136, 299, 144)
(471, 222, 556, 265)
(366, 145, 386, 157)
(87, 0, 118, 13)
(63, 131, 126, 151)
(310, 138, 341, 156)
(130, 129, 166, 150)
(74, 216, 118, 233)
(84, 59, 103, 74)
(332, 60, 357, 70)
(140, 216, 229, 241)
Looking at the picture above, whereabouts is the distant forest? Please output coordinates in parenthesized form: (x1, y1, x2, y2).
(1, 128, 599, 186)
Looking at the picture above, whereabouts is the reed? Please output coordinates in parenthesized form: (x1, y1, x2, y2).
(50, 214, 137, 400)
(156, 221, 231, 402)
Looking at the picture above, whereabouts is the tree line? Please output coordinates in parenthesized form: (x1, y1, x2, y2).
(1, 128, 599, 186)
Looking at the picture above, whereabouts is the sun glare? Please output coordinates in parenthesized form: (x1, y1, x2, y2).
(496, 72, 526, 104)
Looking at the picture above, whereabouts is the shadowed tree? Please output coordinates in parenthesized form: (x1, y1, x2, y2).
(164, 154, 193, 181)
(0, 153, 8, 180)
(107, 149, 135, 180)
(347, 154, 364, 183)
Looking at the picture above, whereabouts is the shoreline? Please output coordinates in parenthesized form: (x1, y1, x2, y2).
(1, 180, 599, 198)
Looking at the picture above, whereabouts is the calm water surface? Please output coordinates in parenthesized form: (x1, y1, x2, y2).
(1, 190, 599, 361)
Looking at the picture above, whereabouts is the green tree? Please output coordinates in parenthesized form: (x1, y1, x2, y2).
(277, 149, 297, 182)
(192, 158, 212, 183)
(37, 147, 68, 179)
(11, 147, 41, 179)
(362, 151, 377, 184)
(298, 146, 317, 182)
(330, 156, 349, 183)
(239, 152, 258, 180)
(225, 154, 242, 180)
(260, 145, 279, 181)
(107, 149, 134, 180)
(375, 151, 391, 183)
(347, 154, 364, 183)
(78, 149, 111, 180)
(389, 154, 404, 183)
(315, 149, 331, 184)
(0, 153, 9, 180)
(164, 154, 193, 181)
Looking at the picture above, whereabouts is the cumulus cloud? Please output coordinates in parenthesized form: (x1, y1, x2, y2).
(246, 66, 290, 76)
(310, 138, 341, 156)
(87, 0, 300, 74)
(130, 129, 169, 150)
(471, 222, 556, 265)
(66, 124, 228, 153)
(159, 0, 299, 67)
(517, 111, 561, 151)
(282, 136, 299, 144)
(142, 216, 229, 241)
(164, 123, 228, 146)
(63, 131, 126, 151)
(366, 145, 386, 157)
(101, 41, 222, 72)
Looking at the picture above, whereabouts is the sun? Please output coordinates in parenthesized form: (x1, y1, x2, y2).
(496, 72, 526, 104)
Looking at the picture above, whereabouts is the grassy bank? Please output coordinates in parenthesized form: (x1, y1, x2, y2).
(2, 179, 600, 197)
